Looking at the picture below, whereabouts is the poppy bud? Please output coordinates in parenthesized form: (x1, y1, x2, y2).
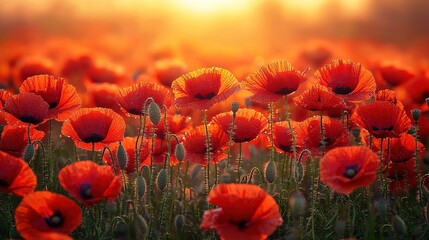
(148, 101, 161, 125)
(374, 198, 387, 216)
(174, 214, 185, 233)
(264, 160, 277, 184)
(156, 169, 168, 191)
(117, 142, 127, 170)
(175, 143, 185, 162)
(136, 175, 147, 199)
(351, 128, 360, 138)
(132, 214, 148, 239)
(425, 97, 429, 106)
(411, 109, 421, 122)
(23, 143, 35, 162)
(231, 101, 240, 114)
(392, 215, 407, 236)
(294, 162, 304, 183)
(220, 172, 232, 183)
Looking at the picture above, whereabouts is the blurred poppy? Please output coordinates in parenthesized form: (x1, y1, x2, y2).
(373, 64, 414, 90)
(183, 125, 229, 166)
(3, 92, 49, 126)
(153, 58, 188, 87)
(372, 133, 425, 164)
(0, 151, 36, 197)
(295, 116, 350, 158)
(12, 56, 54, 88)
(294, 84, 346, 113)
(61, 107, 125, 150)
(116, 82, 173, 117)
(399, 71, 429, 104)
(20, 75, 82, 121)
(272, 120, 298, 155)
(242, 61, 306, 103)
(145, 113, 191, 140)
(103, 137, 150, 174)
(86, 60, 126, 85)
(58, 161, 122, 207)
(0, 89, 13, 125)
(211, 108, 268, 143)
(15, 191, 82, 240)
(0, 125, 44, 157)
(315, 59, 376, 102)
(172, 67, 239, 110)
(387, 160, 419, 194)
(352, 101, 411, 139)
(374, 89, 404, 109)
(86, 83, 122, 112)
(320, 146, 379, 194)
(201, 183, 283, 240)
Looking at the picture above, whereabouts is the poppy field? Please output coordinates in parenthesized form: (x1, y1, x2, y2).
(1, 1, 429, 240)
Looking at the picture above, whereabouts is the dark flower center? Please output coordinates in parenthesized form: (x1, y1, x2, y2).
(45, 211, 64, 228)
(334, 86, 353, 95)
(279, 144, 293, 153)
(318, 137, 333, 147)
(20, 115, 41, 124)
(275, 87, 293, 95)
(231, 220, 250, 230)
(0, 179, 9, 188)
(194, 92, 216, 100)
(83, 133, 106, 143)
(343, 165, 359, 179)
(48, 101, 59, 109)
(128, 108, 143, 115)
(79, 183, 93, 199)
(371, 125, 394, 132)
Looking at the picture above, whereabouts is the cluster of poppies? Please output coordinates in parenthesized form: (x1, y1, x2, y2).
(0, 47, 428, 239)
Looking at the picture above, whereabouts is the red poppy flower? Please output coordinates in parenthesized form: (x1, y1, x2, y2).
(315, 59, 376, 102)
(295, 116, 350, 158)
(387, 160, 419, 194)
(0, 125, 45, 157)
(372, 133, 425, 164)
(61, 108, 125, 150)
(20, 75, 82, 121)
(400, 72, 429, 104)
(183, 125, 229, 166)
(3, 92, 49, 126)
(211, 108, 268, 143)
(116, 82, 173, 117)
(352, 101, 411, 139)
(12, 56, 54, 88)
(272, 120, 298, 155)
(142, 138, 179, 166)
(145, 113, 191, 140)
(58, 161, 122, 206)
(374, 89, 404, 109)
(15, 191, 82, 239)
(0, 151, 36, 197)
(201, 183, 283, 240)
(86, 83, 122, 112)
(103, 137, 150, 174)
(0, 89, 13, 125)
(153, 58, 188, 87)
(172, 67, 239, 110)
(86, 61, 125, 85)
(293, 84, 346, 112)
(374, 64, 414, 90)
(242, 61, 306, 103)
(320, 146, 379, 194)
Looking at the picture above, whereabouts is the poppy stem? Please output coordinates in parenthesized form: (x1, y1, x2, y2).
(203, 110, 211, 198)
(269, 102, 275, 162)
(413, 121, 422, 206)
(237, 142, 242, 182)
(226, 112, 236, 174)
(27, 123, 31, 144)
(319, 113, 325, 155)
(378, 138, 385, 199)
(92, 142, 95, 161)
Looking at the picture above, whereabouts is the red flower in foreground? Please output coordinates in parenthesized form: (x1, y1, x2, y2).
(242, 61, 306, 103)
(0, 151, 36, 197)
(172, 67, 239, 110)
(315, 59, 376, 102)
(183, 125, 229, 166)
(320, 146, 379, 194)
(211, 108, 268, 143)
(116, 82, 173, 117)
(15, 191, 82, 240)
(294, 84, 346, 113)
(0, 125, 45, 157)
(103, 137, 150, 174)
(3, 92, 49, 126)
(20, 75, 82, 121)
(58, 161, 122, 207)
(201, 183, 283, 240)
(61, 108, 125, 150)
(352, 101, 411, 139)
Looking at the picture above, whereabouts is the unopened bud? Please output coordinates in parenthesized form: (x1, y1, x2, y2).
(411, 109, 421, 122)
(220, 172, 232, 183)
(175, 143, 185, 162)
(264, 160, 277, 184)
(23, 143, 35, 162)
(231, 101, 240, 114)
(136, 175, 147, 199)
(117, 142, 127, 170)
(425, 97, 429, 106)
(148, 101, 161, 125)
(392, 215, 407, 236)
(174, 214, 185, 233)
(294, 162, 304, 183)
(156, 169, 168, 191)
(351, 128, 360, 138)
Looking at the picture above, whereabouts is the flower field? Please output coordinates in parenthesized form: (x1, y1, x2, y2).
(1, 1, 429, 239)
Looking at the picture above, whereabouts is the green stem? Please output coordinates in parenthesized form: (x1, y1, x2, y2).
(225, 112, 236, 173)
(269, 102, 275, 162)
(237, 142, 242, 182)
(203, 110, 211, 198)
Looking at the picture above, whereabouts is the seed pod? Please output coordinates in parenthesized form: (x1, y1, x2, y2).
(392, 215, 407, 236)
(175, 143, 185, 162)
(374, 198, 388, 216)
(156, 168, 168, 191)
(293, 161, 304, 183)
(117, 142, 128, 170)
(264, 160, 276, 184)
(136, 175, 147, 199)
(148, 101, 161, 125)
(231, 101, 240, 114)
(411, 109, 421, 122)
(131, 214, 148, 240)
(174, 214, 185, 233)
(220, 172, 232, 183)
(351, 128, 361, 138)
(23, 143, 35, 162)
